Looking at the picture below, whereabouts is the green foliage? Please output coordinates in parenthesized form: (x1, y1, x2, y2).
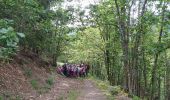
(58, 96, 64, 100)
(0, 96, 3, 100)
(0, 93, 22, 100)
(98, 82, 109, 90)
(30, 79, 39, 89)
(46, 76, 54, 86)
(24, 67, 32, 78)
(57, 90, 78, 100)
(63, 27, 104, 63)
(0, 0, 169, 99)
(132, 96, 141, 100)
(66, 90, 78, 100)
(108, 86, 122, 95)
(0, 0, 72, 65)
(0, 19, 25, 60)
(10, 95, 22, 100)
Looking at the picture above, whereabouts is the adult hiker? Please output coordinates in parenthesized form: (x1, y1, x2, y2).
(62, 63, 68, 77)
(85, 64, 90, 76)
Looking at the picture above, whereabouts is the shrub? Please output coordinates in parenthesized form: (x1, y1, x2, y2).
(0, 19, 25, 61)
(132, 96, 141, 100)
(98, 82, 108, 90)
(108, 86, 122, 95)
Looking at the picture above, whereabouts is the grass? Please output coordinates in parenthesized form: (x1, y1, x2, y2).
(57, 90, 79, 100)
(0, 93, 22, 100)
(66, 90, 79, 100)
(89, 77, 116, 100)
(58, 96, 64, 100)
(30, 73, 56, 94)
(132, 96, 141, 100)
(25, 68, 32, 77)
(23, 65, 32, 78)
(0, 96, 3, 100)
(46, 76, 54, 86)
(30, 79, 39, 89)
(90, 77, 142, 100)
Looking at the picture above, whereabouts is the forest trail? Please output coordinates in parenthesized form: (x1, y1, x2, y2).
(35, 75, 84, 100)
(77, 79, 107, 100)
(35, 76, 107, 100)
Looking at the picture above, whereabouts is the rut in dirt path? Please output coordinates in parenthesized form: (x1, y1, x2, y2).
(77, 79, 107, 100)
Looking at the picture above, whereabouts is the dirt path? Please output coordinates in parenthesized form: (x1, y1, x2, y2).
(77, 79, 107, 100)
(35, 77, 107, 100)
(35, 75, 83, 100)
(34, 76, 129, 100)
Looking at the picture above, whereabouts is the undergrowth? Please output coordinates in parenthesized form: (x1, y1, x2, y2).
(30, 79, 39, 89)
(66, 90, 79, 100)
(0, 96, 3, 100)
(90, 77, 142, 100)
(0, 93, 22, 100)
(57, 90, 79, 100)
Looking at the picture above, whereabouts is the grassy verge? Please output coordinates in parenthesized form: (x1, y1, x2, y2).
(90, 77, 131, 100)
(89, 77, 115, 100)
(66, 90, 79, 100)
(0, 93, 22, 100)
(57, 90, 79, 100)
(90, 77, 143, 100)
(30, 73, 55, 94)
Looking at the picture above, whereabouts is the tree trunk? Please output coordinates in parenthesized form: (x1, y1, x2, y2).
(165, 53, 170, 100)
(151, 3, 165, 99)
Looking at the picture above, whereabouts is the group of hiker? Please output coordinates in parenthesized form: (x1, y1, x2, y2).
(57, 63, 90, 77)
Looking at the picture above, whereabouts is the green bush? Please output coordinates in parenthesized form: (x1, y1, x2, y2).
(0, 19, 25, 60)
(98, 82, 108, 90)
(108, 86, 122, 95)
(132, 96, 141, 100)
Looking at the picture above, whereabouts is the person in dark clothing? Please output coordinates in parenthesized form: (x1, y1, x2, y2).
(85, 64, 90, 76)
(62, 63, 68, 77)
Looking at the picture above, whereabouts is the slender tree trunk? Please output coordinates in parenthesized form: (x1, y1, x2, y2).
(114, 0, 130, 91)
(52, 54, 57, 66)
(165, 51, 170, 100)
(151, 3, 165, 99)
(166, 62, 170, 100)
(142, 49, 148, 96)
(158, 73, 161, 100)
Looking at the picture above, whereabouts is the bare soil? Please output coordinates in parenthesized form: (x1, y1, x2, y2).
(77, 79, 107, 100)
(35, 75, 84, 100)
